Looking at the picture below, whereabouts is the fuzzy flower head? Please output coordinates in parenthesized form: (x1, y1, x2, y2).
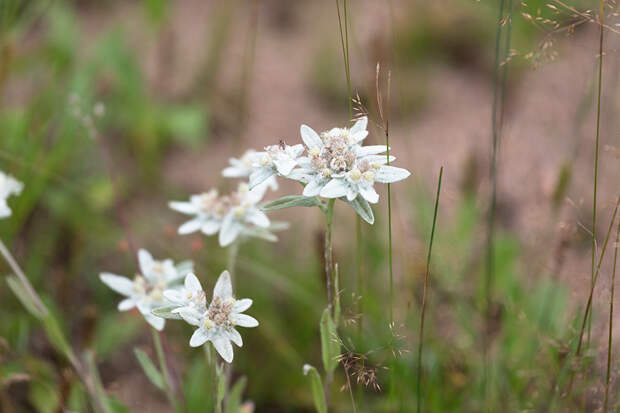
(169, 182, 278, 247)
(249, 142, 304, 189)
(99, 249, 193, 331)
(295, 116, 410, 204)
(222, 150, 278, 192)
(169, 189, 228, 236)
(174, 271, 258, 363)
(0, 171, 23, 219)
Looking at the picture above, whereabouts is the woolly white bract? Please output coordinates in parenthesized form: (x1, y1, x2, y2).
(248, 143, 304, 189)
(169, 182, 279, 247)
(0, 171, 23, 219)
(222, 150, 278, 192)
(167, 271, 258, 363)
(99, 249, 193, 331)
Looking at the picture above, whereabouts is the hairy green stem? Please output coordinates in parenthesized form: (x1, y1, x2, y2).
(152, 329, 182, 413)
(323, 199, 336, 408)
(604, 217, 620, 412)
(325, 199, 336, 315)
(227, 241, 240, 283)
(416, 167, 443, 413)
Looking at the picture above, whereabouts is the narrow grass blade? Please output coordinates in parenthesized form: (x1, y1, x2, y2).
(416, 166, 443, 413)
(604, 216, 620, 411)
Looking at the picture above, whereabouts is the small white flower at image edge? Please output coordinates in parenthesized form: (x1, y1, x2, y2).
(0, 171, 24, 219)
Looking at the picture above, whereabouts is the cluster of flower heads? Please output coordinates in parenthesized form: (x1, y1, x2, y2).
(248, 116, 410, 212)
(5, 115, 411, 366)
(99, 251, 258, 363)
(0, 171, 23, 219)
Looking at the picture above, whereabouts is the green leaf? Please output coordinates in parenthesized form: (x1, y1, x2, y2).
(152, 306, 182, 320)
(134, 348, 165, 390)
(346, 196, 374, 224)
(262, 196, 323, 211)
(302, 364, 326, 413)
(320, 308, 340, 375)
(6, 276, 44, 319)
(41, 314, 73, 362)
(225, 376, 247, 413)
(105, 396, 131, 413)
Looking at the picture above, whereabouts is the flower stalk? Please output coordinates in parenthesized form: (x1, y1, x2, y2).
(152, 328, 182, 413)
(324, 199, 336, 315)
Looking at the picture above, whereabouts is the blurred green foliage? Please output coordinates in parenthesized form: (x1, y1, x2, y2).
(0, 0, 603, 412)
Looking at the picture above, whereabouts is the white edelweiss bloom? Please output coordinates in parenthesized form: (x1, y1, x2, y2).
(163, 272, 207, 314)
(222, 150, 278, 192)
(218, 182, 271, 247)
(294, 117, 410, 204)
(99, 249, 192, 331)
(0, 171, 24, 219)
(169, 181, 282, 247)
(249, 143, 304, 189)
(169, 189, 226, 236)
(177, 270, 258, 363)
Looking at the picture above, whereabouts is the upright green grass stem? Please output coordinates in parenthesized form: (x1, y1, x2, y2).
(152, 329, 182, 413)
(385, 92, 393, 326)
(0, 237, 109, 413)
(587, 0, 605, 348)
(565, 196, 620, 398)
(335, 0, 363, 332)
(485, 0, 508, 406)
(416, 166, 443, 413)
(604, 217, 620, 412)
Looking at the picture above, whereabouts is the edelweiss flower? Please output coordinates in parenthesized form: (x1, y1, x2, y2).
(169, 189, 227, 236)
(99, 249, 193, 330)
(222, 150, 278, 192)
(249, 143, 304, 189)
(169, 182, 275, 247)
(0, 171, 23, 219)
(163, 272, 207, 313)
(175, 271, 258, 363)
(295, 116, 410, 203)
(218, 182, 271, 247)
